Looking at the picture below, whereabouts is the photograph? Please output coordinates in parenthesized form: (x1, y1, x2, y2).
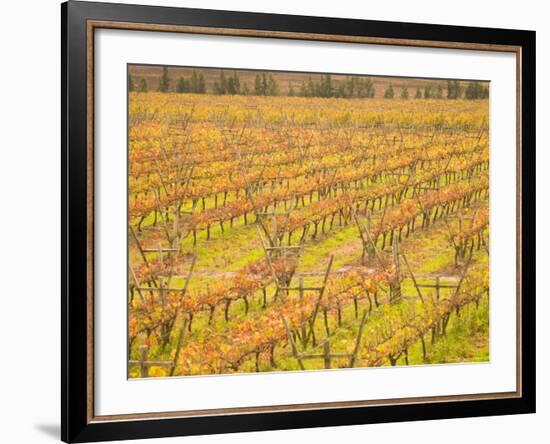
(0, 0, 541, 442)
(57, 0, 537, 442)
(127, 65, 490, 378)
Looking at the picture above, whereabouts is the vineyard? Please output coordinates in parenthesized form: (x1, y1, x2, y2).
(128, 88, 490, 378)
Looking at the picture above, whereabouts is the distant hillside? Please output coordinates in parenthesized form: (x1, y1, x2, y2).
(128, 65, 486, 99)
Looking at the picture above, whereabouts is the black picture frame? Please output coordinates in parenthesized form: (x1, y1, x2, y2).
(62, 1, 536, 442)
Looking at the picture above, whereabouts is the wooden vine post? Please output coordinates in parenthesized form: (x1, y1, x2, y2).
(389, 235, 403, 304)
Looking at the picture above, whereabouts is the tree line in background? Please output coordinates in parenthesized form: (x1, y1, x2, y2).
(128, 67, 489, 99)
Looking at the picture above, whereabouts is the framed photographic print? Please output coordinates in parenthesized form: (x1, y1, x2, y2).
(61, 1, 536, 442)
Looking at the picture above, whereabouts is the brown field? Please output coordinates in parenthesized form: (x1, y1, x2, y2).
(128, 65, 478, 98)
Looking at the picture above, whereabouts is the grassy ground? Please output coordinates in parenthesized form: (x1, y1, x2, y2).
(128, 114, 489, 376)
(129, 204, 489, 376)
